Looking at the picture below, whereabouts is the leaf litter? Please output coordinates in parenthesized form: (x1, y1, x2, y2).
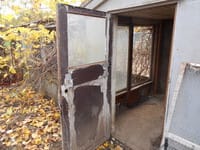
(0, 87, 61, 150)
(0, 86, 129, 150)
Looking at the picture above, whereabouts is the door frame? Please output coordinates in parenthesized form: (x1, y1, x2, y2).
(109, 2, 178, 144)
(115, 16, 161, 105)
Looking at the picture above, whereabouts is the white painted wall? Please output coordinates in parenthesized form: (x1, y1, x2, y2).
(85, 0, 170, 11)
(166, 0, 200, 122)
(161, 0, 200, 148)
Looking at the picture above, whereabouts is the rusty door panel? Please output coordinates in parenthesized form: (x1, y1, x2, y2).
(74, 85, 103, 148)
(61, 66, 110, 150)
(72, 65, 104, 85)
(60, 98, 70, 148)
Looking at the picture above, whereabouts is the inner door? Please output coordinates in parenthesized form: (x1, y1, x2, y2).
(56, 4, 112, 150)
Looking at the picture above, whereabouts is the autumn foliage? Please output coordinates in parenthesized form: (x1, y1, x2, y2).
(0, 25, 55, 85)
(0, 0, 84, 85)
(0, 0, 84, 149)
(0, 87, 61, 149)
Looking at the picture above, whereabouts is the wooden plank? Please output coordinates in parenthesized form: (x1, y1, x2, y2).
(107, 14, 113, 107)
(153, 23, 162, 94)
(119, 4, 176, 20)
(66, 5, 106, 18)
(72, 65, 104, 86)
(57, 4, 69, 84)
(118, 16, 132, 26)
(126, 24, 134, 103)
(56, 3, 70, 150)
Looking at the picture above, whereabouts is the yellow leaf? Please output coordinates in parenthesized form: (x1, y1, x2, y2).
(103, 141, 109, 147)
(34, 44, 40, 48)
(9, 66, 16, 74)
(54, 112, 60, 120)
(23, 128, 31, 135)
(115, 145, 123, 150)
(3, 141, 12, 146)
(3, 73, 8, 78)
(6, 107, 13, 115)
(23, 17, 30, 22)
(32, 121, 44, 127)
(32, 135, 42, 145)
(32, 132, 39, 139)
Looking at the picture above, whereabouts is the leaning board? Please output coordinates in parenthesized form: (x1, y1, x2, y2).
(166, 63, 200, 150)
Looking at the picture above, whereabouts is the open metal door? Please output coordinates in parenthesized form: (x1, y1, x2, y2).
(163, 63, 200, 150)
(56, 4, 112, 150)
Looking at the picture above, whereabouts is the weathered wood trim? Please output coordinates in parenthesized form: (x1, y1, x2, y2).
(131, 17, 162, 25)
(72, 65, 104, 86)
(118, 16, 161, 26)
(126, 24, 134, 102)
(66, 5, 106, 18)
(57, 4, 69, 84)
(110, 16, 118, 135)
(153, 23, 162, 94)
(130, 81, 152, 91)
(118, 16, 132, 26)
(107, 14, 113, 107)
(151, 24, 157, 85)
(56, 3, 70, 150)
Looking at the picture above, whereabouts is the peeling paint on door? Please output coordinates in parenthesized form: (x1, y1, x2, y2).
(61, 63, 111, 150)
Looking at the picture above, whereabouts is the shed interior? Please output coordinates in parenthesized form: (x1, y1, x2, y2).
(113, 4, 176, 149)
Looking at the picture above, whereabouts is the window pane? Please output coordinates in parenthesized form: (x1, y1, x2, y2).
(115, 26, 129, 91)
(68, 14, 106, 67)
(132, 26, 153, 86)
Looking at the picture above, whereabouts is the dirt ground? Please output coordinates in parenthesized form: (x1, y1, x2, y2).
(114, 95, 165, 150)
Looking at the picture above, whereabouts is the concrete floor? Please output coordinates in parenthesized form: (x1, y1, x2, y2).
(114, 95, 165, 150)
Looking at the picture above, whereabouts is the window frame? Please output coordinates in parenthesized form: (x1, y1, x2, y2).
(130, 25, 154, 88)
(116, 16, 161, 97)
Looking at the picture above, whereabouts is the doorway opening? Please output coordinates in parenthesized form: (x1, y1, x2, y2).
(113, 4, 176, 150)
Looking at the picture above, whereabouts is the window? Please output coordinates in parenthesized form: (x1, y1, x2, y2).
(131, 26, 153, 86)
(68, 14, 106, 67)
(115, 23, 154, 94)
(115, 26, 129, 91)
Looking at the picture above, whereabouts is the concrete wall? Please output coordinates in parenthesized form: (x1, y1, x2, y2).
(40, 71, 58, 101)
